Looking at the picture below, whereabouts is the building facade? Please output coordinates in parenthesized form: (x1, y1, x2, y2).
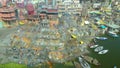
(57, 0, 82, 14)
(45, 0, 56, 6)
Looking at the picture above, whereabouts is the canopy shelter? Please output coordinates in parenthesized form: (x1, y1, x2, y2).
(89, 11, 102, 15)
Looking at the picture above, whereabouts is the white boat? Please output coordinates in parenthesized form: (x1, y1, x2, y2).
(95, 37, 108, 40)
(98, 50, 108, 54)
(78, 57, 91, 68)
(111, 34, 119, 38)
(90, 45, 99, 48)
(108, 31, 119, 38)
(94, 46, 103, 52)
(108, 31, 116, 35)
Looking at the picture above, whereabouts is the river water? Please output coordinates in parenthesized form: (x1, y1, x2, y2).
(88, 34, 120, 68)
(54, 34, 120, 68)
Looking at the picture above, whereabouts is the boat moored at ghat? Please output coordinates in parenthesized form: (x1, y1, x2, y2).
(94, 46, 104, 52)
(81, 55, 101, 65)
(90, 45, 99, 48)
(95, 37, 108, 40)
(108, 31, 119, 38)
(78, 56, 91, 68)
(98, 49, 109, 54)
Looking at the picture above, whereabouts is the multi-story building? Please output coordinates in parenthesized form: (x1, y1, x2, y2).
(57, 0, 65, 13)
(57, 0, 82, 14)
(38, 0, 58, 20)
(45, 0, 56, 7)
(0, 0, 16, 23)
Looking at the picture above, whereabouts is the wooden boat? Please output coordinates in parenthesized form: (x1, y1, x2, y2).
(78, 56, 91, 68)
(108, 31, 119, 38)
(98, 50, 108, 54)
(94, 46, 104, 52)
(95, 37, 108, 40)
(90, 45, 99, 48)
(81, 55, 100, 65)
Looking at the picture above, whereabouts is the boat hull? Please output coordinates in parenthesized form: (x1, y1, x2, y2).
(78, 57, 91, 68)
(90, 45, 99, 48)
(98, 50, 108, 54)
(95, 37, 108, 40)
(108, 31, 119, 38)
(94, 46, 104, 52)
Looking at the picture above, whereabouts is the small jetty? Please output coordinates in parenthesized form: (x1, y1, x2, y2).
(82, 55, 100, 65)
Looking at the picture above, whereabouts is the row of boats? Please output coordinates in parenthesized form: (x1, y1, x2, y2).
(78, 56, 100, 68)
(92, 31, 119, 54)
(79, 43, 117, 68)
(95, 31, 119, 40)
(88, 46, 118, 68)
(84, 31, 119, 68)
(90, 44, 109, 55)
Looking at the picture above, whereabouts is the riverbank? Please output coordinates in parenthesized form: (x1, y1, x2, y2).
(88, 34, 120, 68)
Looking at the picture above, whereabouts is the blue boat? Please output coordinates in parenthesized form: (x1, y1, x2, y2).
(95, 37, 108, 40)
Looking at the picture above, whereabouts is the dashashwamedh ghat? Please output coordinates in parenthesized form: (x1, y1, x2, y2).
(0, 0, 120, 68)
